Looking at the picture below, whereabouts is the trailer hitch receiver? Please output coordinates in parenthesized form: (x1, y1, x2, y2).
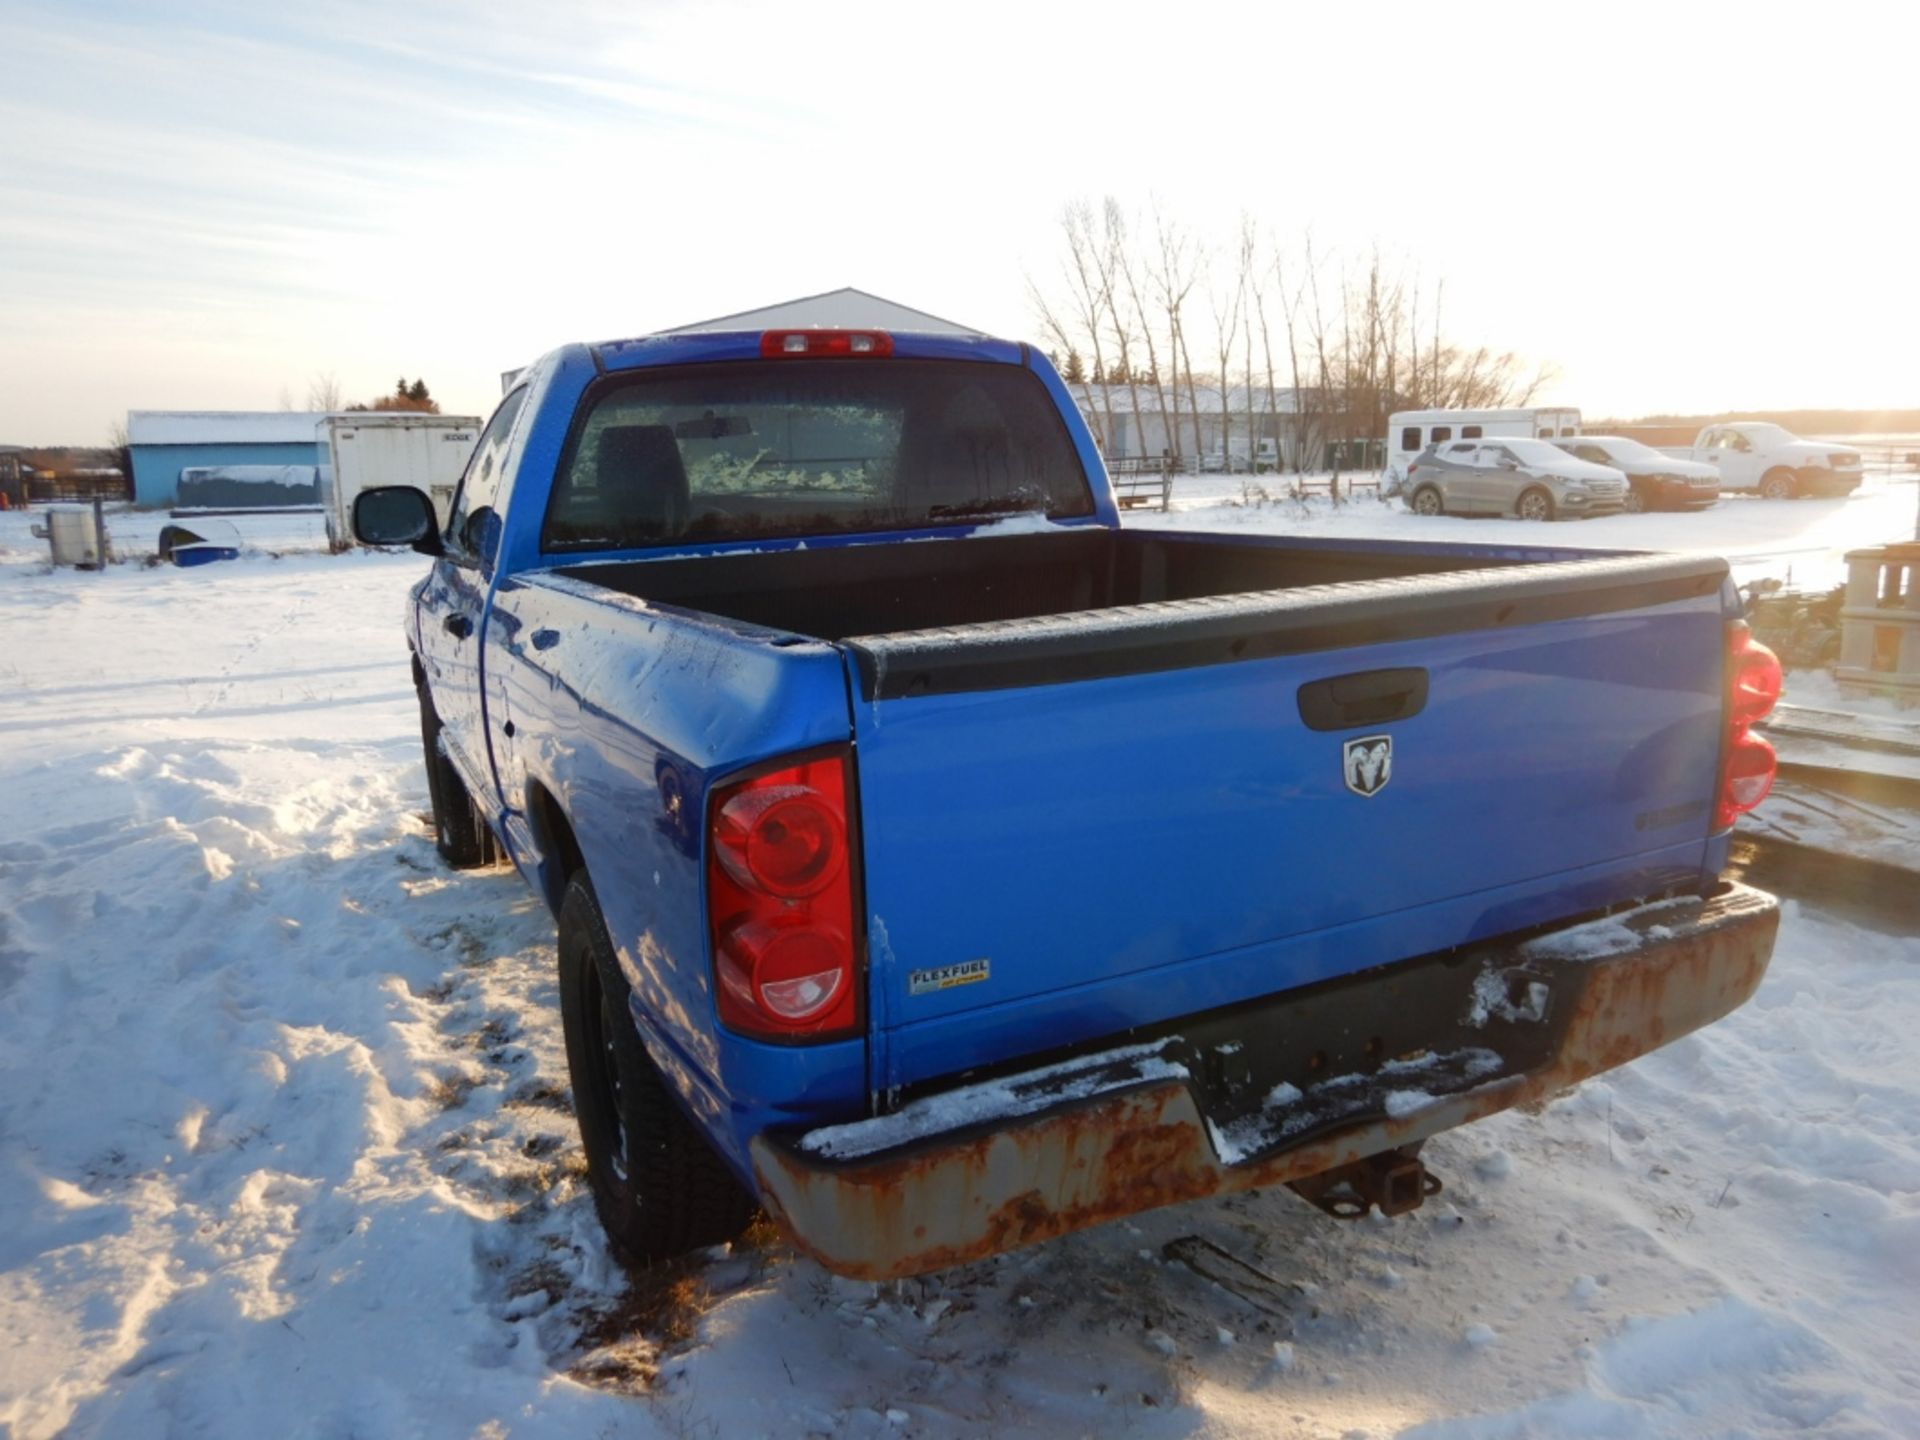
(1289, 1146, 1441, 1220)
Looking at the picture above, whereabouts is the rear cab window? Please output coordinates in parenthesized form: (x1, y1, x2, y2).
(544, 360, 1095, 552)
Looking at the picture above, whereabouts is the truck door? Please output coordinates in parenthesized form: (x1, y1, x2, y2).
(1704, 432, 1735, 487)
(1719, 429, 1760, 490)
(415, 387, 528, 807)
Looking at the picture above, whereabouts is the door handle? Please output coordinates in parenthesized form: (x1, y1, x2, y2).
(1297, 667, 1429, 731)
(443, 613, 474, 639)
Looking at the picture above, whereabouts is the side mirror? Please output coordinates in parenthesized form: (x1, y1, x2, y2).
(353, 486, 442, 555)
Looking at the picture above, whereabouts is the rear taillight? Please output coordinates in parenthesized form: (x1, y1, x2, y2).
(1729, 626, 1784, 726)
(708, 750, 861, 1041)
(759, 329, 893, 358)
(1717, 625, 1782, 828)
(1721, 731, 1778, 819)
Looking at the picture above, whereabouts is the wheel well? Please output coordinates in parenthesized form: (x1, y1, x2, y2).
(527, 784, 585, 912)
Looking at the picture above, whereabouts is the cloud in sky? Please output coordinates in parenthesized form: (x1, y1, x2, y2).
(0, 0, 1911, 442)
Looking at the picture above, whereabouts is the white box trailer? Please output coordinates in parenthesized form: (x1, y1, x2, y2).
(1385, 407, 1582, 487)
(316, 413, 482, 550)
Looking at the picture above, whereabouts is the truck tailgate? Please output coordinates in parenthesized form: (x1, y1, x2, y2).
(842, 554, 1732, 1096)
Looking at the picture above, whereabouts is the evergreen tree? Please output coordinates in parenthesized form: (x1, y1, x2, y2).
(407, 379, 430, 404)
(1063, 349, 1087, 385)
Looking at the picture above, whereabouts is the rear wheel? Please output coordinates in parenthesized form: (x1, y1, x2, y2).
(1623, 485, 1647, 514)
(557, 873, 756, 1263)
(1410, 486, 1443, 517)
(417, 681, 498, 869)
(1759, 468, 1797, 500)
(1516, 488, 1555, 522)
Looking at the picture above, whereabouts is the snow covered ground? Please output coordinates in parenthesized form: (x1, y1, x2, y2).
(2, 496, 1917, 1439)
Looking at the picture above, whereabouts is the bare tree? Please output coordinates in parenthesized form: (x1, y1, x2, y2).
(105, 421, 132, 492)
(1273, 244, 1310, 473)
(1207, 236, 1246, 469)
(1028, 277, 1101, 431)
(1095, 199, 1148, 461)
(1239, 217, 1261, 469)
(1114, 203, 1173, 460)
(1149, 205, 1203, 462)
(1251, 239, 1282, 469)
(1036, 206, 1560, 479)
(307, 372, 344, 412)
(1059, 202, 1117, 451)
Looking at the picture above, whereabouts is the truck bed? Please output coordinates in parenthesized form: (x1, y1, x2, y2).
(556, 529, 1725, 697)
(552, 528, 1735, 1099)
(555, 528, 1660, 632)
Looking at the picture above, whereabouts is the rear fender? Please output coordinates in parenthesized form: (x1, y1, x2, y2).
(493, 576, 870, 1172)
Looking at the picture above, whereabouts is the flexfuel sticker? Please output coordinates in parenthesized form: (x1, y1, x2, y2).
(908, 959, 991, 997)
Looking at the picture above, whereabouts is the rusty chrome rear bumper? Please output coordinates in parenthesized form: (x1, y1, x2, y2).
(751, 883, 1779, 1279)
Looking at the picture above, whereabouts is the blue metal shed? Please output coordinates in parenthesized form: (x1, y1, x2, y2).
(127, 411, 327, 507)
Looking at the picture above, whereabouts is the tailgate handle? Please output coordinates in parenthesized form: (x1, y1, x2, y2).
(1297, 667, 1429, 731)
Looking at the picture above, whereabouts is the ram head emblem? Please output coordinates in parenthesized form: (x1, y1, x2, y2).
(1342, 735, 1393, 798)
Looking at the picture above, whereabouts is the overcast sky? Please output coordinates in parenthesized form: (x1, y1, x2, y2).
(1, 0, 1911, 444)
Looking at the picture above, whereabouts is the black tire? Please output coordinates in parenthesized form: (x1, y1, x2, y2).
(1516, 487, 1555, 522)
(1759, 468, 1797, 500)
(1410, 486, 1443, 517)
(417, 680, 498, 869)
(557, 873, 755, 1263)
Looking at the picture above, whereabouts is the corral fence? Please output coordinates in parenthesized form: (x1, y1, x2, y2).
(1106, 456, 1173, 511)
(1837, 438, 1920, 477)
(26, 473, 133, 504)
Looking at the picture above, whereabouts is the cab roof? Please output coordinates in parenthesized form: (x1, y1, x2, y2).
(590, 329, 1026, 373)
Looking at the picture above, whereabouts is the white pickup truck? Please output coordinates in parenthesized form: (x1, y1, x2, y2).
(1690, 422, 1864, 499)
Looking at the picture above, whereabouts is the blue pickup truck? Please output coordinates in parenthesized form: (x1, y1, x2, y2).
(354, 325, 1785, 1279)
